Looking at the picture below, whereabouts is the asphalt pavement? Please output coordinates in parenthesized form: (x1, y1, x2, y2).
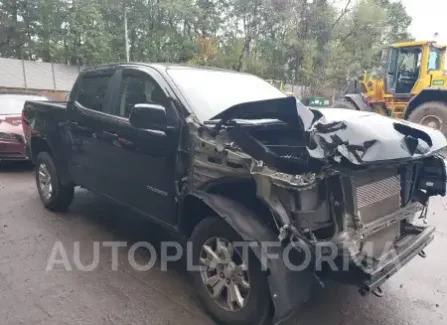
(0, 162, 446, 325)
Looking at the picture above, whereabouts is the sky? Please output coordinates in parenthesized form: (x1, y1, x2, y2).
(403, 0, 447, 43)
(334, 0, 447, 44)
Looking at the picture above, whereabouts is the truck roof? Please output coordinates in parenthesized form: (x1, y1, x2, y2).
(81, 62, 249, 76)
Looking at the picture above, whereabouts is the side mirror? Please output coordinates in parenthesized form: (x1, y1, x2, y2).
(129, 103, 167, 131)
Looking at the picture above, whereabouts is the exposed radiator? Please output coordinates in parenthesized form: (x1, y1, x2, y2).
(352, 170, 401, 224)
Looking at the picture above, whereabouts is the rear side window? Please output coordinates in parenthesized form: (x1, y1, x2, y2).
(76, 75, 111, 112)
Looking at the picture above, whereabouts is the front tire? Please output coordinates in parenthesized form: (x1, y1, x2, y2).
(190, 217, 271, 325)
(408, 101, 447, 135)
(35, 152, 74, 212)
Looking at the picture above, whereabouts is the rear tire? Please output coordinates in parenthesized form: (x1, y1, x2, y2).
(35, 152, 74, 212)
(407, 101, 447, 135)
(190, 217, 271, 325)
(331, 99, 358, 110)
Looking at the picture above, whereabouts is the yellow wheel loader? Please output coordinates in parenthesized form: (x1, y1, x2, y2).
(334, 41, 447, 135)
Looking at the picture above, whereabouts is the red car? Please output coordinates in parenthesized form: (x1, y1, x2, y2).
(0, 93, 48, 162)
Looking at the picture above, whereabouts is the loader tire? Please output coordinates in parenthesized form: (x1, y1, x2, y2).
(408, 101, 447, 136)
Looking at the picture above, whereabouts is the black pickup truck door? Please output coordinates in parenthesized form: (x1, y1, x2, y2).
(67, 69, 116, 193)
(96, 67, 181, 226)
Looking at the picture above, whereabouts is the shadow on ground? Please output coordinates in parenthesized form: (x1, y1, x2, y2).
(63, 188, 376, 325)
(68, 189, 189, 272)
(0, 161, 34, 173)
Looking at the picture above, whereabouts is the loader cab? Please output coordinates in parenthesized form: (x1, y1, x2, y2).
(385, 42, 446, 95)
(385, 45, 422, 94)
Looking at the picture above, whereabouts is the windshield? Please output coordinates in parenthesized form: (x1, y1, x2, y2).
(397, 47, 421, 74)
(428, 46, 442, 71)
(0, 95, 47, 115)
(167, 68, 286, 122)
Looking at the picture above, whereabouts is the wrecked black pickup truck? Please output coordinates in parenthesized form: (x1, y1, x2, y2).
(22, 63, 447, 325)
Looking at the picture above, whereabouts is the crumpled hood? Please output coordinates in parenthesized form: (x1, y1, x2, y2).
(210, 97, 447, 166)
(305, 108, 447, 164)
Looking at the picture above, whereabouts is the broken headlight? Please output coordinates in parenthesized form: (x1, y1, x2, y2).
(416, 156, 447, 198)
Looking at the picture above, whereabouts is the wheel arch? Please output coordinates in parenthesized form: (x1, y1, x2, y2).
(179, 177, 274, 238)
(404, 88, 447, 120)
(179, 187, 313, 325)
(30, 136, 72, 186)
(31, 136, 53, 162)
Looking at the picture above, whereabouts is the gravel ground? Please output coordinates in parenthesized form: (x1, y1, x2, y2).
(0, 162, 446, 325)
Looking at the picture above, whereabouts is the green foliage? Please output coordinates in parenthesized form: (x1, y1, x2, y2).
(0, 0, 414, 93)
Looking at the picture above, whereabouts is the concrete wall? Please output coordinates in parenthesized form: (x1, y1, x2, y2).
(0, 57, 80, 92)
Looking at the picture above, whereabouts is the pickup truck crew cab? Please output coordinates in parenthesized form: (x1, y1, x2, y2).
(22, 63, 447, 325)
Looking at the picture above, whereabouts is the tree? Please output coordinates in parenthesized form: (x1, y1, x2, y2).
(0, 0, 415, 93)
(67, 0, 113, 66)
(188, 35, 219, 65)
(382, 0, 413, 43)
(0, 0, 33, 59)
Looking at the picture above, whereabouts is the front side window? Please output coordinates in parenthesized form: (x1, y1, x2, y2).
(386, 46, 422, 93)
(114, 74, 169, 118)
(428, 46, 442, 71)
(397, 47, 421, 74)
(76, 75, 111, 112)
(385, 47, 399, 92)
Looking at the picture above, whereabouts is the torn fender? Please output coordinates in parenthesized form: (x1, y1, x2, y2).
(185, 191, 313, 325)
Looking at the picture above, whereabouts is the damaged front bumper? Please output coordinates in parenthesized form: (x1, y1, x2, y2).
(360, 224, 434, 294)
(250, 158, 446, 324)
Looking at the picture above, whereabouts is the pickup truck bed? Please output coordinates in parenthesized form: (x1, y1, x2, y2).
(23, 100, 67, 137)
